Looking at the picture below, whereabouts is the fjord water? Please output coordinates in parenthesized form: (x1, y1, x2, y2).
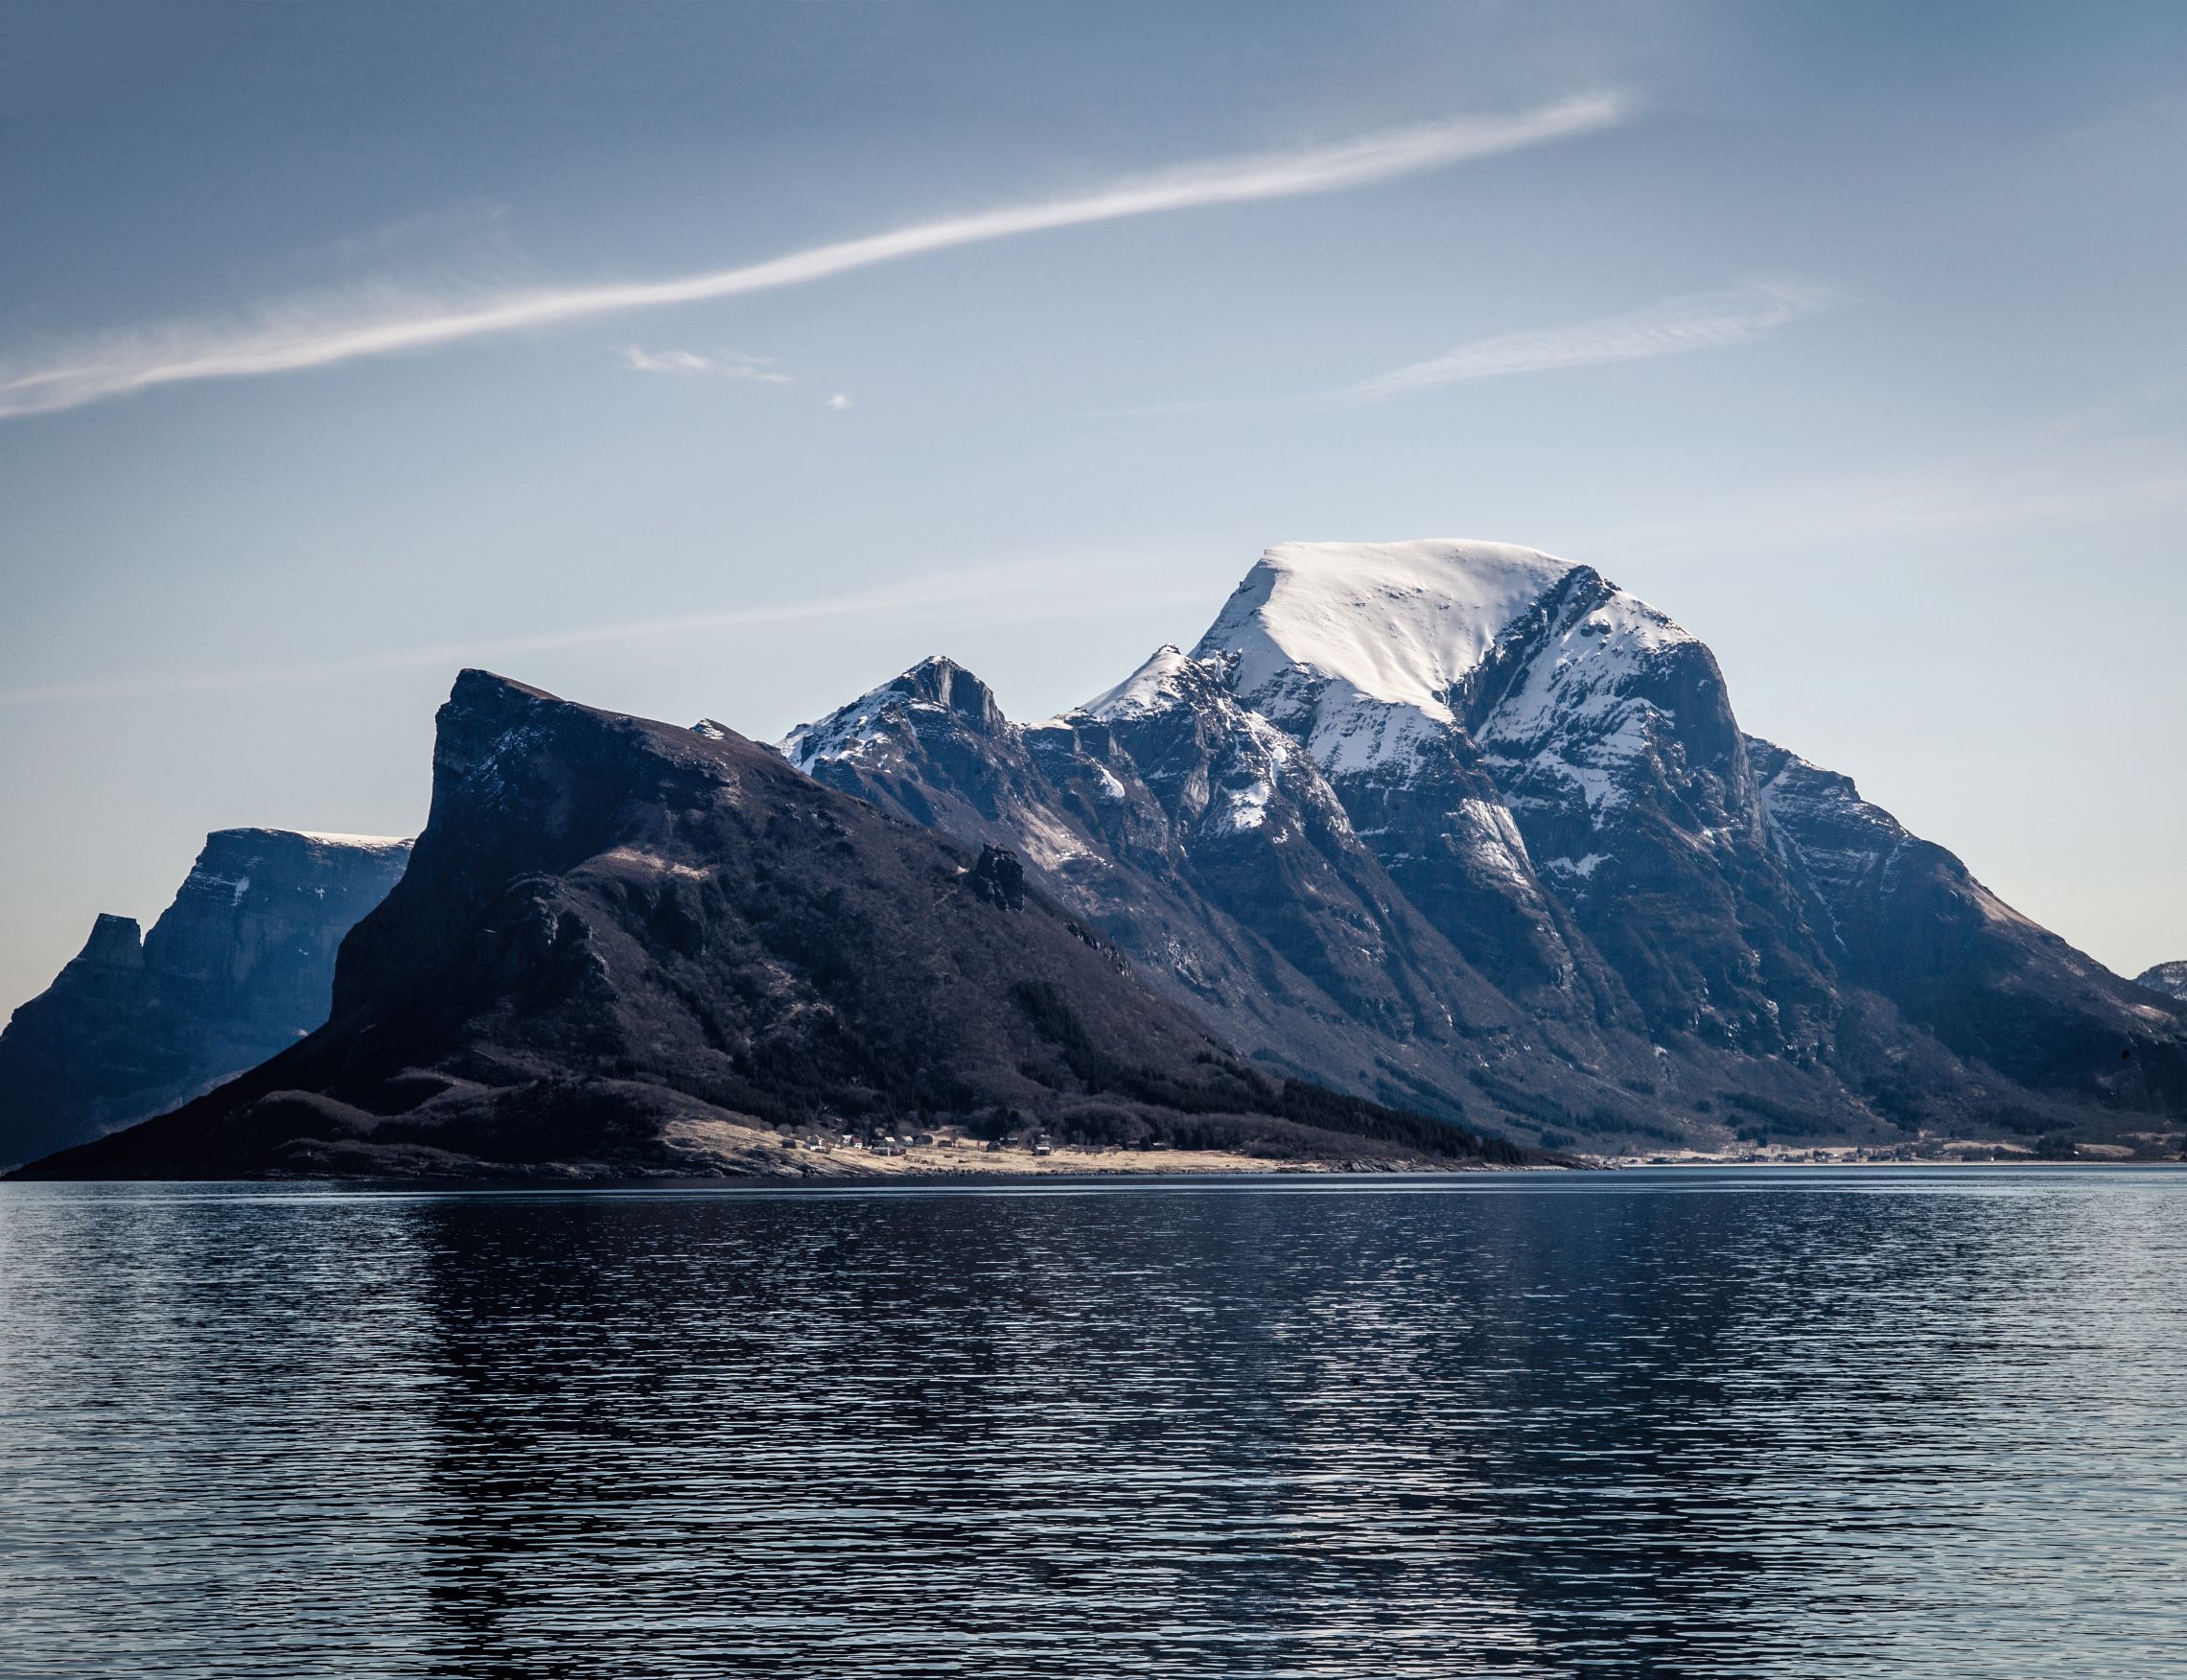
(2, 1170, 2182, 1678)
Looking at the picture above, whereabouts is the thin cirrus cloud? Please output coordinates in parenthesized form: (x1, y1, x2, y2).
(620, 345, 792, 383)
(0, 93, 1627, 421)
(1342, 279, 1839, 403)
(0, 553, 1212, 708)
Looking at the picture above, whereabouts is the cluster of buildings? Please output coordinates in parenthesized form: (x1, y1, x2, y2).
(784, 1127, 1056, 1158)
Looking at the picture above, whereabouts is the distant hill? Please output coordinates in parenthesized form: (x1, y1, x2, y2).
(0, 829, 409, 1168)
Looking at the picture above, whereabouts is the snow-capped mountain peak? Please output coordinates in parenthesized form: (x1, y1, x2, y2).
(775, 655, 1003, 772)
(1193, 540, 1575, 721)
(1184, 538, 1705, 784)
(1074, 644, 1220, 722)
(749, 535, 2187, 1150)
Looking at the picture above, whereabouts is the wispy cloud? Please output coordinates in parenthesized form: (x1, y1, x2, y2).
(1343, 279, 1837, 403)
(826, 392, 853, 410)
(0, 556, 1213, 708)
(0, 95, 1627, 421)
(621, 345, 792, 382)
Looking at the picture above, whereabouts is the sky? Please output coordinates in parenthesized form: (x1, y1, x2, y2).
(3, 0, 2184, 1016)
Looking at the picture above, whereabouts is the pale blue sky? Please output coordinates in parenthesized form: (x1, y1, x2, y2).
(3, 1, 2184, 1014)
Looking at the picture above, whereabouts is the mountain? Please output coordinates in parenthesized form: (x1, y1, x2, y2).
(779, 648, 1664, 1144)
(15, 672, 1536, 1179)
(782, 539, 2187, 1151)
(0, 829, 410, 1169)
(1749, 743, 2187, 1121)
(2137, 963, 2187, 1002)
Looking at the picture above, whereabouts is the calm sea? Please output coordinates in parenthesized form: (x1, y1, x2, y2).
(2, 1167, 2183, 1677)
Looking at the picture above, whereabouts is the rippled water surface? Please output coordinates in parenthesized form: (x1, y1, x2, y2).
(3, 1167, 2184, 1677)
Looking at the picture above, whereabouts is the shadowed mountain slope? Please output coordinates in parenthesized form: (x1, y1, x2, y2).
(18, 672, 1534, 1180)
(779, 651, 1668, 1137)
(1751, 740, 2187, 1119)
(0, 829, 410, 1168)
(782, 540, 2187, 1151)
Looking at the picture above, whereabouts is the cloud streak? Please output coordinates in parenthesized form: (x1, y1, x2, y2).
(620, 345, 792, 382)
(1343, 279, 1837, 402)
(0, 94, 1626, 420)
(0, 556, 1213, 707)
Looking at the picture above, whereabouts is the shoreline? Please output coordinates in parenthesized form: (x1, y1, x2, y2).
(7, 1159, 2182, 1195)
(660, 1117, 1506, 1180)
(1591, 1137, 2184, 1168)
(12, 1126, 2179, 1187)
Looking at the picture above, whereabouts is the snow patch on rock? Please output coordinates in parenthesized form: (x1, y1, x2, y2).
(1078, 644, 1209, 721)
(1455, 797, 1537, 890)
(291, 832, 413, 852)
(1198, 540, 1575, 720)
(1189, 541, 1583, 776)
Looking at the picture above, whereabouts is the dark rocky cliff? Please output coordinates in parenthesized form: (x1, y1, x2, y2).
(15, 673, 1532, 1180)
(0, 829, 412, 1167)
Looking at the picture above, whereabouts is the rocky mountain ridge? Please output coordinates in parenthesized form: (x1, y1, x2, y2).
(2135, 962, 2187, 1002)
(782, 539, 2187, 1152)
(17, 673, 1540, 1179)
(12, 537, 2179, 1177)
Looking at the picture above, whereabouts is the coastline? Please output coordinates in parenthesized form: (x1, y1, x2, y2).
(1593, 1135, 2185, 1168)
(660, 1117, 1516, 1180)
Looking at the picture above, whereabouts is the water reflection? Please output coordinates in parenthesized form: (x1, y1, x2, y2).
(2, 1170, 2183, 1676)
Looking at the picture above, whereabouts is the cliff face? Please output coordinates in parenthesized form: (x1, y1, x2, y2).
(0, 830, 411, 1167)
(17, 673, 1531, 1180)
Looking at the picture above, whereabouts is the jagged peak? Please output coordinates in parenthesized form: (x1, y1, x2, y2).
(887, 655, 1003, 721)
(432, 669, 568, 787)
(447, 667, 557, 712)
(1195, 539, 1698, 714)
(1183, 539, 1699, 777)
(73, 913, 145, 968)
(1070, 644, 1229, 722)
(777, 654, 1008, 771)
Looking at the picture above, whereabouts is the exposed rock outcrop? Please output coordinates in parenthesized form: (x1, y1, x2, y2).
(2137, 962, 2187, 1002)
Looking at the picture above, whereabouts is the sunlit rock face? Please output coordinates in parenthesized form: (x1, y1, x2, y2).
(0, 829, 412, 1167)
